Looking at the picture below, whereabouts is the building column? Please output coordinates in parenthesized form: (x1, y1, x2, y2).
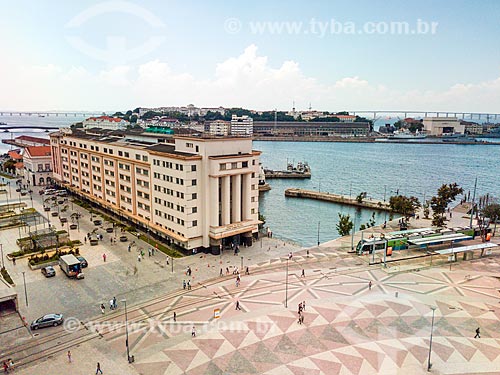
(242, 173, 251, 220)
(231, 174, 241, 223)
(221, 176, 230, 225)
(210, 176, 219, 226)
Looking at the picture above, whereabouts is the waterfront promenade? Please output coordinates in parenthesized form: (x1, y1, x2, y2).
(5, 197, 500, 374)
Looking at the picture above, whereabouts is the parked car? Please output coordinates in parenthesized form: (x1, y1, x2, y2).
(76, 256, 88, 268)
(41, 266, 56, 277)
(30, 313, 64, 330)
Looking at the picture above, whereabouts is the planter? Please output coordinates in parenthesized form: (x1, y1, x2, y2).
(28, 260, 59, 270)
(119, 235, 128, 242)
(51, 212, 59, 217)
(44, 207, 51, 211)
(106, 227, 114, 233)
(69, 224, 78, 230)
(90, 239, 99, 246)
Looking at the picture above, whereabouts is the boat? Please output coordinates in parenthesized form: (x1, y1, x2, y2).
(440, 133, 478, 143)
(390, 129, 427, 139)
(264, 161, 311, 179)
(38, 114, 45, 118)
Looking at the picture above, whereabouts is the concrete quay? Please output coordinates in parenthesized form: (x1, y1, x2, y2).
(285, 188, 392, 211)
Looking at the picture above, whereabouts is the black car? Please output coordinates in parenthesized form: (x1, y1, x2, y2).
(76, 256, 88, 268)
(30, 314, 64, 330)
(41, 266, 56, 277)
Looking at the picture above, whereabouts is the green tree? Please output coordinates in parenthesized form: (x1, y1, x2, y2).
(482, 203, 500, 222)
(430, 183, 464, 227)
(356, 192, 367, 203)
(389, 195, 421, 220)
(336, 213, 354, 236)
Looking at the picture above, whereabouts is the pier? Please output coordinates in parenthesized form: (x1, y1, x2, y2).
(284, 188, 392, 211)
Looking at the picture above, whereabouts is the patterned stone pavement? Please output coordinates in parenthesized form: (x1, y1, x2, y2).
(91, 245, 500, 375)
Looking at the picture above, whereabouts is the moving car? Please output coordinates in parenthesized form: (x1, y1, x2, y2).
(30, 313, 64, 330)
(76, 256, 88, 268)
(41, 266, 56, 277)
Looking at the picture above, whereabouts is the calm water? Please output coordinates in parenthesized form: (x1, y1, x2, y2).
(256, 141, 500, 246)
(1, 115, 498, 247)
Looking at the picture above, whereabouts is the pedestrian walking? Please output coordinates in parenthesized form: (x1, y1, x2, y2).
(245, 266, 249, 275)
(301, 269, 305, 278)
(67, 350, 72, 363)
(137, 254, 141, 262)
(302, 301, 306, 311)
(300, 314, 304, 324)
(151, 248, 155, 256)
(306, 249, 310, 257)
(183, 280, 186, 290)
(84, 237, 87, 244)
(298, 302, 302, 314)
(113, 297, 117, 309)
(140, 250, 145, 259)
(368, 280, 372, 290)
(474, 327, 481, 338)
(166, 256, 170, 265)
(109, 299, 114, 310)
(298, 312, 303, 325)
(12, 257, 15, 266)
(100, 303, 105, 314)
(187, 280, 191, 290)
(102, 253, 106, 262)
(191, 326, 196, 337)
(236, 300, 241, 310)
(148, 248, 151, 257)
(220, 268, 223, 277)
(173, 311, 176, 322)
(226, 267, 229, 275)
(95, 362, 103, 374)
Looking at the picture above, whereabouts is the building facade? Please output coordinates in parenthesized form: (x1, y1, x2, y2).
(83, 116, 129, 130)
(253, 121, 371, 137)
(231, 115, 254, 136)
(423, 117, 465, 135)
(208, 120, 231, 136)
(22, 146, 53, 186)
(50, 130, 261, 252)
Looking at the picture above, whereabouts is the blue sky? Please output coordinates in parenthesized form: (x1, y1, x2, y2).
(1, 0, 500, 111)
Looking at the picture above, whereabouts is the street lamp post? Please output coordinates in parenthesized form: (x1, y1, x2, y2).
(22, 271, 28, 307)
(317, 221, 320, 246)
(121, 299, 133, 363)
(285, 258, 289, 308)
(351, 216, 356, 252)
(427, 306, 437, 371)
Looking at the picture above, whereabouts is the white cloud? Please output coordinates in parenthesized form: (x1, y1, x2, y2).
(1, 44, 500, 113)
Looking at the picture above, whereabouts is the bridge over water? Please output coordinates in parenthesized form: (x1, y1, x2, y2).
(0, 111, 101, 117)
(349, 110, 500, 122)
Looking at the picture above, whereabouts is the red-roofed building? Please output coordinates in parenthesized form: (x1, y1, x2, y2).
(8, 150, 23, 160)
(22, 146, 53, 186)
(14, 135, 50, 147)
(83, 116, 129, 130)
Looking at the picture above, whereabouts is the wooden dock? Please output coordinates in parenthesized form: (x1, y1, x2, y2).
(284, 188, 392, 211)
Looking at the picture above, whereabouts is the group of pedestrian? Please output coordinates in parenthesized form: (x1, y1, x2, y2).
(100, 297, 117, 314)
(183, 279, 191, 290)
(2, 359, 14, 373)
(148, 247, 156, 256)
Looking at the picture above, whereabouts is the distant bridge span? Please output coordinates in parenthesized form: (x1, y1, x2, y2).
(349, 110, 500, 121)
(0, 125, 59, 130)
(0, 111, 101, 117)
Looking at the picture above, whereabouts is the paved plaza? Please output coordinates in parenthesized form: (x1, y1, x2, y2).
(2, 184, 500, 374)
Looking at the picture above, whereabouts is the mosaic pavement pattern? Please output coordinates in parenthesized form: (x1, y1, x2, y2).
(97, 248, 500, 374)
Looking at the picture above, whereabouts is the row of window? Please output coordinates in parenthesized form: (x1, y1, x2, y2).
(219, 161, 250, 171)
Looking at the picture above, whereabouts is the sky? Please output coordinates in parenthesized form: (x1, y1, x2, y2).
(1, 0, 500, 112)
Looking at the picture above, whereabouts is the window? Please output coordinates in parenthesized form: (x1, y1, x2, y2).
(191, 165, 196, 172)
(192, 220, 198, 227)
(192, 207, 197, 214)
(136, 154, 141, 160)
(192, 193, 197, 200)
(231, 162, 237, 169)
(220, 163, 226, 171)
(186, 142, 193, 148)
(142, 155, 148, 162)
(192, 179, 197, 186)
(242, 161, 248, 168)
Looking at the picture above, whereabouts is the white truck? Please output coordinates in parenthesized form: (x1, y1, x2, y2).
(59, 254, 84, 279)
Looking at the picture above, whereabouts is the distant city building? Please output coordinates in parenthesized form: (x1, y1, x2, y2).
(22, 146, 53, 186)
(253, 121, 371, 137)
(83, 116, 129, 130)
(208, 120, 231, 136)
(230, 115, 253, 136)
(461, 121, 483, 135)
(138, 105, 226, 118)
(49, 129, 260, 251)
(423, 117, 464, 135)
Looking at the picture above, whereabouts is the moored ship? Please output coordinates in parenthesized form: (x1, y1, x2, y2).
(264, 161, 311, 179)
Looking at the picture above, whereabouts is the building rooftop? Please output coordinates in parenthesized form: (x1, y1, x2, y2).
(24, 146, 51, 158)
(15, 135, 50, 145)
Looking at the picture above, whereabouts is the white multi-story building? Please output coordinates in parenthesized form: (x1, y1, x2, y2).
(50, 129, 261, 252)
(22, 146, 53, 186)
(83, 116, 129, 130)
(423, 117, 465, 135)
(231, 115, 254, 136)
(208, 120, 231, 136)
